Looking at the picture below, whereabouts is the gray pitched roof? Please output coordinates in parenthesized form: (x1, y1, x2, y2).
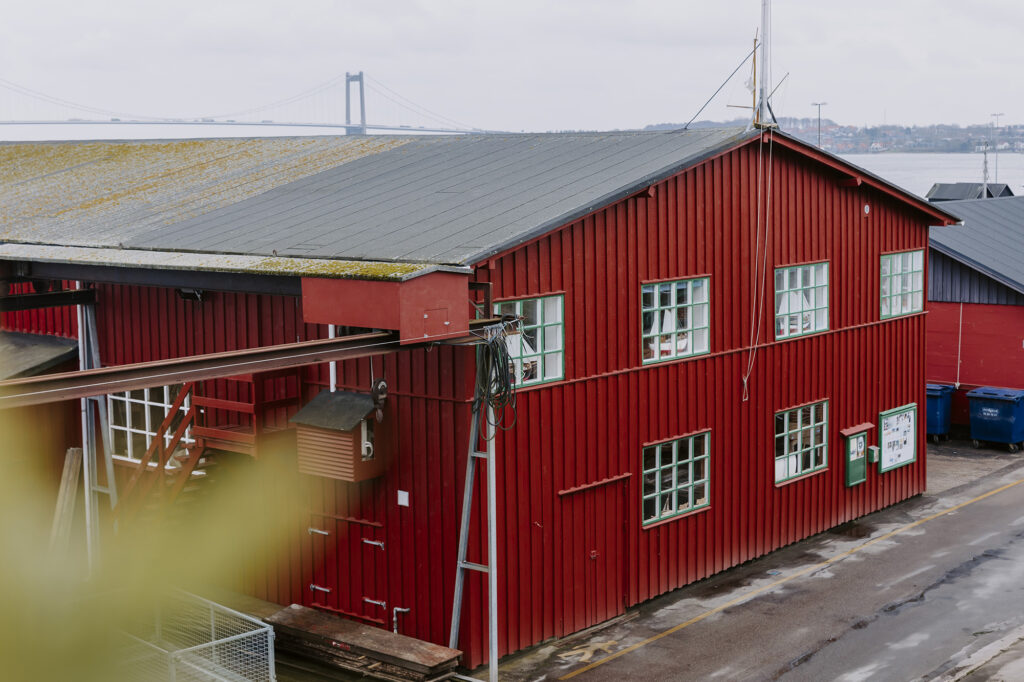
(127, 128, 754, 265)
(926, 182, 1014, 202)
(929, 195, 1024, 295)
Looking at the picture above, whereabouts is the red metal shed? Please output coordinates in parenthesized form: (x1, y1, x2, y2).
(0, 129, 957, 670)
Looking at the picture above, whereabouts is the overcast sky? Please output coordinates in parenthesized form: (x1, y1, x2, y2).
(1, 0, 1020, 133)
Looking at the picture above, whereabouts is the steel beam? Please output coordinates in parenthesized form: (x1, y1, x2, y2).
(0, 321, 490, 409)
(0, 288, 96, 311)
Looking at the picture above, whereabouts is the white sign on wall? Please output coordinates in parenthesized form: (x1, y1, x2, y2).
(879, 404, 917, 473)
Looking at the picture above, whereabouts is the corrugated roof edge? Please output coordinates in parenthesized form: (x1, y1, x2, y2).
(0, 244, 471, 282)
(928, 238, 1024, 297)
(457, 127, 758, 266)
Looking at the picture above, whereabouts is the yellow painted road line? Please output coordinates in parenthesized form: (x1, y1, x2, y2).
(559, 477, 1024, 680)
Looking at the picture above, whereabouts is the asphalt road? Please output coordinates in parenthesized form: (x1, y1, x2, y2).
(498, 442, 1024, 682)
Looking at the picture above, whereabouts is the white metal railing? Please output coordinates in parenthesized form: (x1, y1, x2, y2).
(118, 590, 275, 682)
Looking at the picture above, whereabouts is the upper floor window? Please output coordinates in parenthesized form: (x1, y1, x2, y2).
(880, 250, 924, 318)
(775, 262, 829, 340)
(642, 431, 710, 525)
(774, 400, 828, 483)
(495, 295, 564, 386)
(108, 384, 193, 462)
(641, 277, 710, 363)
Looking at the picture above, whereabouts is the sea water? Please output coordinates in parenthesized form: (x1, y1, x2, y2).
(841, 152, 1024, 198)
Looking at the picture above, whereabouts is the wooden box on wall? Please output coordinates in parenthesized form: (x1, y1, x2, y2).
(289, 390, 383, 482)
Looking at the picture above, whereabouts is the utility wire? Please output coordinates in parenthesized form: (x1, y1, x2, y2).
(366, 76, 479, 130)
(682, 44, 758, 130)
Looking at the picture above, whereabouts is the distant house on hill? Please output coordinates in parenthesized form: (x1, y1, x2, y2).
(926, 182, 1014, 202)
(927, 195, 1024, 423)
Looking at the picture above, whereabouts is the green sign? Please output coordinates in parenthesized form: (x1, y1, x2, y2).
(845, 431, 868, 487)
(879, 404, 917, 473)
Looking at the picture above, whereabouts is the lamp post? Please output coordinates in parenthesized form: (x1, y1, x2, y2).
(812, 102, 828, 147)
(991, 113, 1004, 184)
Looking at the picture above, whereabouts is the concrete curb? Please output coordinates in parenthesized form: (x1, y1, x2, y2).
(937, 625, 1024, 681)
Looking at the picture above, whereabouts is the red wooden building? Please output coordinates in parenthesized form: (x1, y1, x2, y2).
(0, 129, 956, 669)
(927, 195, 1024, 423)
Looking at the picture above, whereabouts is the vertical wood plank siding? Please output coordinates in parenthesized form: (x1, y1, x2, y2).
(472, 138, 930, 664)
(1, 136, 934, 669)
(928, 249, 1024, 305)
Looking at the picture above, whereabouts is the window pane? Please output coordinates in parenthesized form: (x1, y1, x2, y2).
(881, 256, 891, 276)
(775, 434, 786, 458)
(522, 328, 539, 355)
(543, 325, 562, 352)
(692, 279, 707, 303)
(815, 309, 827, 330)
(912, 250, 923, 270)
(676, 489, 690, 510)
(692, 328, 709, 353)
(543, 296, 561, 323)
(694, 457, 707, 481)
(814, 447, 825, 467)
(801, 268, 811, 287)
(693, 483, 707, 505)
(643, 447, 658, 472)
(521, 300, 539, 327)
(111, 398, 126, 427)
(775, 270, 785, 290)
(543, 353, 562, 379)
(112, 429, 127, 455)
(775, 414, 786, 438)
(815, 287, 827, 307)
(497, 302, 516, 317)
(815, 263, 828, 285)
(677, 463, 690, 485)
(521, 358, 540, 382)
(641, 285, 654, 309)
(660, 468, 674, 493)
(789, 269, 799, 288)
(659, 283, 672, 307)
(912, 292, 923, 311)
(643, 311, 656, 336)
(643, 498, 657, 521)
(693, 435, 706, 457)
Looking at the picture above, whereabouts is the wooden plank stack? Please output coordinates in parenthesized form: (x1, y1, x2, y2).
(267, 604, 462, 681)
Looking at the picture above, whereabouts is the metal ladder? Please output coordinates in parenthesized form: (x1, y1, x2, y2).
(449, 349, 499, 682)
(77, 290, 118, 571)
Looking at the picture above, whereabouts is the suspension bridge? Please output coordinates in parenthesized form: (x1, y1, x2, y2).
(0, 72, 503, 135)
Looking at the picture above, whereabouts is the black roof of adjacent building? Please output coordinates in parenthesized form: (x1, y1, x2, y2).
(926, 182, 1014, 202)
(930, 195, 1024, 299)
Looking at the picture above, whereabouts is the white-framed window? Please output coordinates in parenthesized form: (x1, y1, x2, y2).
(774, 400, 828, 483)
(642, 431, 710, 525)
(108, 384, 193, 462)
(880, 250, 924, 319)
(641, 277, 710, 363)
(775, 262, 829, 339)
(495, 295, 564, 386)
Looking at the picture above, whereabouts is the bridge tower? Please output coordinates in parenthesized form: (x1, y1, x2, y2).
(345, 72, 366, 135)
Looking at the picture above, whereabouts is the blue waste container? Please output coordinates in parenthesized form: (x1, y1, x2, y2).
(926, 384, 955, 441)
(966, 387, 1024, 452)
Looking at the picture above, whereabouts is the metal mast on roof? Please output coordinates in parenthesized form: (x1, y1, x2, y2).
(755, 0, 778, 129)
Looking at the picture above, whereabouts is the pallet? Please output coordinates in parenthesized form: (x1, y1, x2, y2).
(266, 604, 461, 682)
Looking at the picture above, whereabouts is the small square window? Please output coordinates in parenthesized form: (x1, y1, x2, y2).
(495, 295, 565, 387)
(880, 250, 925, 318)
(774, 400, 829, 483)
(775, 262, 829, 340)
(641, 277, 711, 363)
(642, 432, 710, 525)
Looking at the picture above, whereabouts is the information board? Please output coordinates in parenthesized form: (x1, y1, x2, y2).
(879, 404, 917, 473)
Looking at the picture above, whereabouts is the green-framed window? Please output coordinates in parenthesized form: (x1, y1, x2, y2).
(775, 262, 829, 339)
(880, 250, 924, 318)
(495, 295, 564, 386)
(641, 277, 710, 363)
(642, 432, 710, 525)
(774, 400, 828, 483)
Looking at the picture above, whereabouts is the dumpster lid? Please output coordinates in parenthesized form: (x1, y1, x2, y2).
(926, 384, 955, 394)
(966, 387, 1024, 402)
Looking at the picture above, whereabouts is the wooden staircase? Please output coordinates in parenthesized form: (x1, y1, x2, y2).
(113, 382, 206, 523)
(192, 369, 302, 459)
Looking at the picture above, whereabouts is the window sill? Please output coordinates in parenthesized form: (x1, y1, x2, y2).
(642, 503, 710, 530)
(774, 466, 828, 488)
